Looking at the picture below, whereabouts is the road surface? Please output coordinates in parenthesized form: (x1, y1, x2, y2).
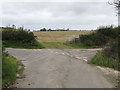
(6, 48, 114, 88)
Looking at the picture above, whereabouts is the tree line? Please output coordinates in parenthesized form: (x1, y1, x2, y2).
(39, 28, 69, 31)
(1, 24, 31, 31)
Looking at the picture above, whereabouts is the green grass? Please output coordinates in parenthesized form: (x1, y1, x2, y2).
(2, 52, 18, 87)
(64, 42, 93, 49)
(89, 51, 119, 70)
(2, 51, 25, 87)
(40, 42, 90, 49)
(41, 42, 73, 49)
(40, 41, 98, 49)
(3, 41, 45, 49)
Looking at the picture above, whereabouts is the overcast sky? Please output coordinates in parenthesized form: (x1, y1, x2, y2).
(1, 0, 118, 30)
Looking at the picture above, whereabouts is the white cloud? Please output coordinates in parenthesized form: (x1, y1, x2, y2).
(1, 2, 118, 30)
(0, 0, 110, 2)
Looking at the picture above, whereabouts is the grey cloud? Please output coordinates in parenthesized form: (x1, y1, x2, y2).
(2, 2, 117, 30)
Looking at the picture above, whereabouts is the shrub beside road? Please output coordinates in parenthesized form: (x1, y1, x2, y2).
(2, 47, 24, 87)
(2, 28, 45, 49)
(2, 48, 18, 87)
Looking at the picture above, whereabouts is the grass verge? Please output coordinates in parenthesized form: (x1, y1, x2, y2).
(89, 51, 119, 70)
(2, 52, 18, 87)
(40, 42, 73, 49)
(39, 41, 97, 49)
(64, 42, 93, 49)
(3, 41, 45, 49)
(2, 52, 24, 87)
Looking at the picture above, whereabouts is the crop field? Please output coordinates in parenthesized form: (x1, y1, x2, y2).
(33, 30, 94, 48)
(33, 31, 94, 42)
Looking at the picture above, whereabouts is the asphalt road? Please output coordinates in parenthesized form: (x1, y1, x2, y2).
(6, 48, 113, 88)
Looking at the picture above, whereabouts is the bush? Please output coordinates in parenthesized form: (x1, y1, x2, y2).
(103, 26, 119, 61)
(2, 28, 45, 49)
(103, 41, 118, 60)
(72, 26, 119, 47)
(89, 26, 119, 70)
(2, 29, 36, 43)
(79, 33, 108, 46)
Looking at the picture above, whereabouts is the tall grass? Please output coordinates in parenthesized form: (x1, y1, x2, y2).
(2, 51, 18, 87)
(89, 51, 119, 70)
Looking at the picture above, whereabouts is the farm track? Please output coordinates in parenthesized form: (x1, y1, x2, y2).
(6, 48, 114, 88)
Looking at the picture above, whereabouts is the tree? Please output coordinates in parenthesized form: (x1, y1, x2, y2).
(113, 0, 120, 11)
(66, 28, 69, 31)
(48, 29, 52, 31)
(28, 29, 31, 31)
(40, 28, 47, 31)
(12, 25, 15, 29)
(109, 0, 120, 26)
(109, 0, 120, 11)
